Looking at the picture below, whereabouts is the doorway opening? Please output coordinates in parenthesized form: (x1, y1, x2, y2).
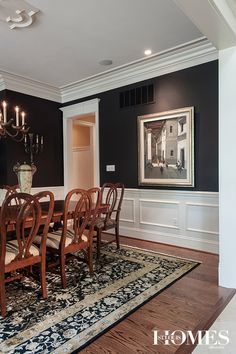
(60, 98, 100, 195)
(71, 114, 95, 190)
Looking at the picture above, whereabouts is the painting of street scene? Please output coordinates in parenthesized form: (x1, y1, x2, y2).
(138, 107, 194, 187)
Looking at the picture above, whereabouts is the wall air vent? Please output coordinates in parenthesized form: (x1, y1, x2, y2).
(119, 84, 155, 109)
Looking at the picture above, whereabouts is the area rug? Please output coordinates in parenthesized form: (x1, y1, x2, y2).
(0, 244, 199, 353)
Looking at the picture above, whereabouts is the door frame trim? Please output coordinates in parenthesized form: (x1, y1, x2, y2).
(60, 98, 100, 195)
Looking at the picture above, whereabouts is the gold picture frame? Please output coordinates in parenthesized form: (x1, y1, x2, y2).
(138, 107, 194, 187)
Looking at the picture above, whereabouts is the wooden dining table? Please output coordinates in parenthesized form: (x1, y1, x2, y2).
(1, 200, 108, 232)
(42, 199, 108, 220)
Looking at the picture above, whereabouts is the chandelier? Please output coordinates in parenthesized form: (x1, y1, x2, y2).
(0, 101, 29, 141)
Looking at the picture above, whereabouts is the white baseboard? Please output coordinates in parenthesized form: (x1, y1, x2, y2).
(119, 226, 218, 254)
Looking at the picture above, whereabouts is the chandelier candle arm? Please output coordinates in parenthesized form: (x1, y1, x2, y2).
(2, 101, 7, 123)
(21, 111, 25, 125)
(15, 106, 19, 126)
(0, 101, 30, 141)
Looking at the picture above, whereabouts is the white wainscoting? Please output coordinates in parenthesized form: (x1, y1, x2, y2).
(0, 186, 219, 253)
(31, 186, 65, 200)
(119, 189, 219, 254)
(0, 186, 65, 205)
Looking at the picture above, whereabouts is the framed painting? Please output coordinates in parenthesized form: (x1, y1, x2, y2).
(138, 107, 194, 187)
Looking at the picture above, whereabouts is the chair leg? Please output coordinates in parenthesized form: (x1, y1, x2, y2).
(115, 225, 120, 249)
(97, 229, 102, 259)
(0, 273, 6, 318)
(40, 259, 47, 299)
(60, 254, 67, 289)
(88, 246, 93, 276)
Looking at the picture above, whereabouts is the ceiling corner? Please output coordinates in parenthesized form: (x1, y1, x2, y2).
(0, 71, 62, 103)
(0, 75, 6, 92)
(174, 0, 236, 49)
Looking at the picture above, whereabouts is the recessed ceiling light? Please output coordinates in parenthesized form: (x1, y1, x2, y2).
(144, 49, 152, 56)
(99, 59, 113, 66)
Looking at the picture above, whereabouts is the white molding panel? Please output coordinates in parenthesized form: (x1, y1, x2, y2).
(119, 189, 219, 253)
(139, 199, 180, 229)
(31, 186, 65, 200)
(185, 202, 219, 235)
(120, 198, 135, 224)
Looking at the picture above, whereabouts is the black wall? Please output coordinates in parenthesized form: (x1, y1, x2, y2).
(64, 60, 219, 192)
(0, 90, 63, 187)
(0, 60, 218, 191)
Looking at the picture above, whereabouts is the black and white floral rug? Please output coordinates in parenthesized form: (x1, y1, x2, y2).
(0, 244, 199, 353)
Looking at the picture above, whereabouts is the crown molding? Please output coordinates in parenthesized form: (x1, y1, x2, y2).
(0, 76, 6, 92)
(0, 38, 218, 104)
(60, 37, 218, 103)
(0, 71, 61, 102)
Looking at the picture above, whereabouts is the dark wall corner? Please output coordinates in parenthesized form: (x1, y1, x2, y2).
(0, 90, 64, 187)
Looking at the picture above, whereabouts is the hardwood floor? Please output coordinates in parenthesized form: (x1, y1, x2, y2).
(80, 235, 236, 354)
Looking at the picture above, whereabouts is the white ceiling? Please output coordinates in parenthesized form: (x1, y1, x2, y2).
(0, 0, 203, 87)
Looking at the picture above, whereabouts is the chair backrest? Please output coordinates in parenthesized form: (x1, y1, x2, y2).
(33, 191, 55, 251)
(87, 187, 101, 231)
(61, 189, 93, 247)
(1, 185, 20, 205)
(1, 184, 19, 196)
(101, 183, 118, 222)
(114, 183, 125, 222)
(101, 183, 125, 222)
(0, 193, 41, 262)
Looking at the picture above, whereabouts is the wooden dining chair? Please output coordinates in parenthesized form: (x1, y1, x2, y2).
(0, 191, 54, 317)
(1, 184, 19, 195)
(93, 183, 125, 258)
(1, 185, 20, 205)
(37, 188, 100, 289)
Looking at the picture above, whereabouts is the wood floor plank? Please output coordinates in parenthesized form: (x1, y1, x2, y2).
(79, 235, 235, 354)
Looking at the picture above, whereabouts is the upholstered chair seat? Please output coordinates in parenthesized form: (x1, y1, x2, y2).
(34, 229, 88, 250)
(88, 216, 115, 229)
(5, 240, 40, 265)
(90, 216, 105, 229)
(102, 218, 116, 228)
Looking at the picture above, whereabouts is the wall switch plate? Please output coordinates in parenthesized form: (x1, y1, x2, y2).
(106, 165, 115, 172)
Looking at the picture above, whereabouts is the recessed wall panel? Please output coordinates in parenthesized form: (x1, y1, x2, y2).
(140, 199, 179, 229)
(186, 203, 219, 234)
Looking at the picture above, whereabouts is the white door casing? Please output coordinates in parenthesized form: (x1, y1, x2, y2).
(60, 98, 100, 195)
